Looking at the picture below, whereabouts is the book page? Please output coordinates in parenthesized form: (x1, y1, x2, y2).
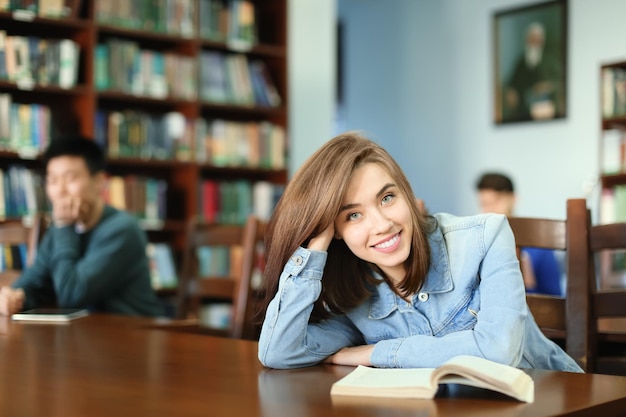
(433, 355, 534, 403)
(331, 365, 438, 399)
(330, 356, 534, 403)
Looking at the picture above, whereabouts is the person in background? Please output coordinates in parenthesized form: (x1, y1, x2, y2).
(0, 136, 164, 317)
(475, 172, 563, 296)
(257, 131, 580, 372)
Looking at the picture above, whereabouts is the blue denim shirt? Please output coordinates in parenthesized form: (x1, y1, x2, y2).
(258, 212, 582, 372)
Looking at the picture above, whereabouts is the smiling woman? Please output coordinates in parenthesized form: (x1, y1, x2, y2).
(255, 131, 582, 373)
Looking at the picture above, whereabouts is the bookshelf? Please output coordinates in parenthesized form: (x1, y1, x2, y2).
(598, 60, 626, 289)
(0, 0, 288, 301)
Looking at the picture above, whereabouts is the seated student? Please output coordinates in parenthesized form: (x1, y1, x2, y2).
(257, 132, 581, 372)
(0, 136, 164, 317)
(475, 172, 563, 296)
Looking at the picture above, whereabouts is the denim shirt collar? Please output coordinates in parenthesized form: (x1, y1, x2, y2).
(368, 226, 454, 319)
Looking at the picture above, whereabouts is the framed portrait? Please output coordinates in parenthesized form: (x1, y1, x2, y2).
(493, 0, 567, 124)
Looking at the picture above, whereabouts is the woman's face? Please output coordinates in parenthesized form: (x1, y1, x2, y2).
(334, 162, 413, 283)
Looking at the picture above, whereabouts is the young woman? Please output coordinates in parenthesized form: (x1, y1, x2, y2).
(257, 132, 581, 372)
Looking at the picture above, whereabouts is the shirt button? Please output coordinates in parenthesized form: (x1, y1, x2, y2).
(293, 255, 303, 265)
(418, 292, 429, 302)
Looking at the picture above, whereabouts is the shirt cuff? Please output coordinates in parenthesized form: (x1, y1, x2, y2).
(283, 247, 327, 279)
(370, 338, 405, 368)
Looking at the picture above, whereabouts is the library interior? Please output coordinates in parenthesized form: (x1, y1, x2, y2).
(0, 1, 625, 416)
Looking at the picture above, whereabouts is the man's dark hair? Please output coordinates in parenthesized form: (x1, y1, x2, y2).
(476, 172, 514, 193)
(43, 136, 106, 175)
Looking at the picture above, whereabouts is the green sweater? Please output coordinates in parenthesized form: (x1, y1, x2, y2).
(12, 205, 164, 317)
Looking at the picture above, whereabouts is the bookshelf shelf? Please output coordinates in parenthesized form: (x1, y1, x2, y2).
(0, 0, 289, 300)
(600, 173, 626, 189)
(0, 13, 89, 29)
(600, 60, 626, 224)
(598, 61, 626, 289)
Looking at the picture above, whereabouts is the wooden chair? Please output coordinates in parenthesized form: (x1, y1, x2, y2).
(507, 198, 592, 371)
(0, 215, 45, 287)
(165, 214, 265, 340)
(587, 222, 626, 375)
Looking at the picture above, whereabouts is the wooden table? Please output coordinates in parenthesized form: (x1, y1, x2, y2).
(0, 314, 625, 417)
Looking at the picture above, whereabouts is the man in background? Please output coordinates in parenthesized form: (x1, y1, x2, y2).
(0, 136, 164, 316)
(476, 172, 563, 296)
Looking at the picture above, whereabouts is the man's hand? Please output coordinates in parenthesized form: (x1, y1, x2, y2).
(323, 345, 374, 367)
(51, 196, 89, 227)
(0, 287, 25, 316)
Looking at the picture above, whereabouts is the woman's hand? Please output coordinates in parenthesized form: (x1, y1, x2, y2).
(307, 223, 335, 251)
(323, 345, 374, 366)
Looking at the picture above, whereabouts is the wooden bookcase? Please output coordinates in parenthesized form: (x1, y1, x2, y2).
(599, 61, 626, 221)
(598, 60, 626, 289)
(0, 0, 288, 301)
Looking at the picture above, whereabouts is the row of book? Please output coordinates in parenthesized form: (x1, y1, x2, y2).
(196, 118, 285, 168)
(96, 0, 196, 38)
(199, 179, 283, 225)
(600, 186, 626, 224)
(0, 166, 47, 219)
(102, 175, 168, 224)
(0, 95, 52, 157)
(602, 66, 626, 119)
(94, 0, 257, 49)
(601, 129, 626, 175)
(0, 167, 171, 224)
(200, 52, 280, 107)
(0, 32, 80, 89)
(195, 240, 242, 329)
(0, 243, 27, 272)
(200, 0, 257, 49)
(95, 39, 197, 100)
(94, 41, 281, 107)
(598, 187, 626, 287)
(0, 0, 81, 19)
(96, 109, 286, 169)
(101, 175, 282, 226)
(0, 34, 281, 106)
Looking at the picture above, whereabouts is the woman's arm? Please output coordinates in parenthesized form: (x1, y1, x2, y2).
(258, 247, 364, 369)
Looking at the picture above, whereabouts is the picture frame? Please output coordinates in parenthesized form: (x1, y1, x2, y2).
(493, 0, 567, 124)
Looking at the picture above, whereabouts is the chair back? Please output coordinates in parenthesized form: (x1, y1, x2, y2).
(175, 215, 265, 340)
(507, 198, 591, 371)
(587, 222, 626, 375)
(0, 215, 45, 287)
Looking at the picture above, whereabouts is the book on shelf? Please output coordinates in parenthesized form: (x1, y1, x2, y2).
(249, 60, 281, 107)
(226, 0, 257, 51)
(199, 0, 226, 42)
(330, 355, 534, 403)
(147, 242, 178, 290)
(602, 66, 626, 119)
(601, 129, 624, 174)
(0, 242, 26, 271)
(4, 0, 81, 18)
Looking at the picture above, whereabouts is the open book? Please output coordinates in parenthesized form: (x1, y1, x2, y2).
(330, 355, 534, 403)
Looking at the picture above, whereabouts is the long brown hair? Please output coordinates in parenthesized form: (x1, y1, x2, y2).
(257, 132, 433, 323)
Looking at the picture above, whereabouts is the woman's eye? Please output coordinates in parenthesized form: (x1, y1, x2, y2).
(382, 194, 394, 204)
(348, 212, 361, 221)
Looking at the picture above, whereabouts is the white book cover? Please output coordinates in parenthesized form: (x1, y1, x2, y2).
(58, 39, 79, 88)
